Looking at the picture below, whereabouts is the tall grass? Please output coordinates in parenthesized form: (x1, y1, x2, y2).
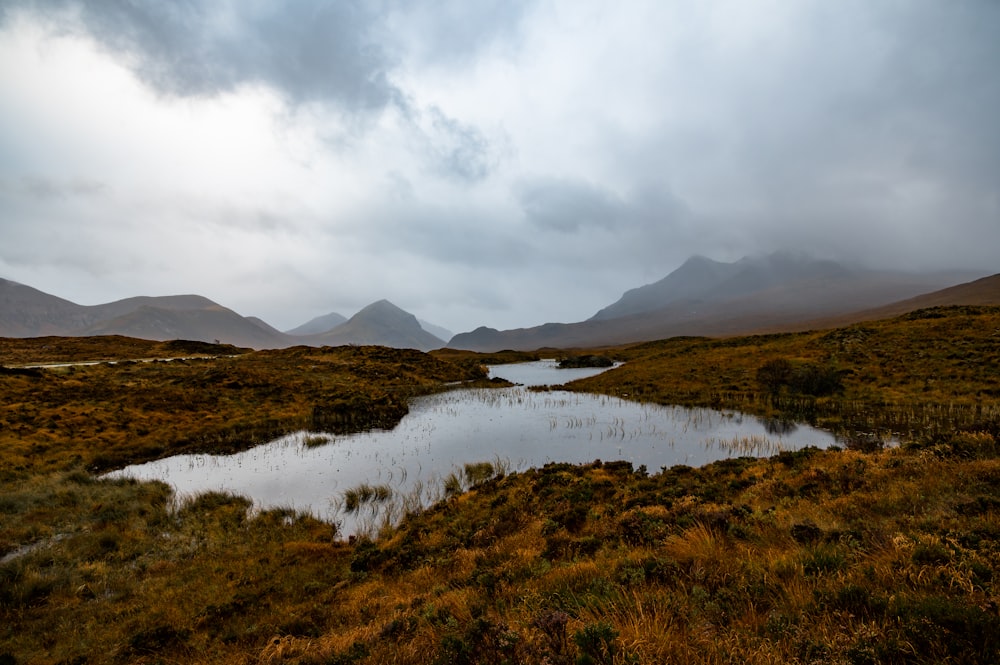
(3, 308, 1000, 663)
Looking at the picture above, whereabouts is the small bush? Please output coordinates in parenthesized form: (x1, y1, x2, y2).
(463, 461, 496, 487)
(573, 622, 619, 665)
(757, 359, 844, 397)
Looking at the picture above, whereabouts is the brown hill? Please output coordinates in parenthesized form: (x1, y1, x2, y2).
(449, 256, 984, 352)
(80, 305, 293, 349)
(0, 278, 92, 336)
(314, 300, 445, 351)
(0, 278, 291, 348)
(1, 278, 450, 351)
(774, 272, 1000, 332)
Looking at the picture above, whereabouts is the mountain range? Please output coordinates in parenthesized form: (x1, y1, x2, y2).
(2, 252, 996, 352)
(0, 279, 446, 351)
(448, 253, 993, 351)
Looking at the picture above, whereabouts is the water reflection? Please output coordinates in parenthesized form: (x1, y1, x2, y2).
(761, 418, 799, 436)
(107, 362, 837, 536)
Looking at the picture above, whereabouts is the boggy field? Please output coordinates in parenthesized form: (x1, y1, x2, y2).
(2, 307, 1000, 664)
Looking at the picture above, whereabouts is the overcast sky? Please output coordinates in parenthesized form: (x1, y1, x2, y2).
(1, 1, 998, 333)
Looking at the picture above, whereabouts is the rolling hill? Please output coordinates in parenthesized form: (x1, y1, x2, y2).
(0, 279, 447, 351)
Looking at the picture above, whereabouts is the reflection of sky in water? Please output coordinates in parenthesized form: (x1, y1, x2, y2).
(487, 359, 620, 386)
(107, 362, 836, 536)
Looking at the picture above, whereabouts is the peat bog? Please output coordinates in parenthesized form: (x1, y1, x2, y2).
(2, 306, 1000, 663)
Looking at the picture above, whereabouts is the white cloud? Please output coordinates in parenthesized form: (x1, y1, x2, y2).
(1, 0, 998, 333)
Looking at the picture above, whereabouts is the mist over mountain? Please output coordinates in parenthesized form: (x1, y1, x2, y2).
(449, 254, 989, 351)
(285, 312, 348, 336)
(419, 320, 454, 343)
(3, 252, 994, 354)
(590, 252, 851, 321)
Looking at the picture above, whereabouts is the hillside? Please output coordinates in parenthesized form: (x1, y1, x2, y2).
(1, 278, 451, 351)
(774, 272, 1000, 332)
(79, 304, 293, 349)
(0, 278, 93, 336)
(590, 252, 851, 321)
(449, 255, 984, 351)
(315, 300, 446, 351)
(0, 279, 291, 348)
(285, 311, 348, 335)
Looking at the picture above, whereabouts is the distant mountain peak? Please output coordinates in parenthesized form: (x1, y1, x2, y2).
(316, 299, 445, 351)
(285, 311, 347, 336)
(589, 252, 851, 322)
(358, 299, 403, 313)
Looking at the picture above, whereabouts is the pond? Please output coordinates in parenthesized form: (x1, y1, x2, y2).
(106, 360, 837, 536)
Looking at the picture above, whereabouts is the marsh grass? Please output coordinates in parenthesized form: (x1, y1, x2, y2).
(3, 307, 1000, 663)
(301, 433, 331, 448)
(342, 483, 394, 514)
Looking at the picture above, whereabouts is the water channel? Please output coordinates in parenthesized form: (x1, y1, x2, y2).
(107, 360, 837, 536)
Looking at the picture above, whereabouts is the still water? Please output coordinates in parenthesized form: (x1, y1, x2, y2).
(107, 361, 836, 535)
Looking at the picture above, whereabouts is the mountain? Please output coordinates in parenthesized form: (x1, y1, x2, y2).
(593, 252, 858, 321)
(0, 278, 91, 336)
(79, 304, 293, 349)
(419, 319, 453, 342)
(0, 278, 290, 348)
(449, 254, 986, 351)
(285, 312, 348, 336)
(315, 300, 445, 352)
(779, 272, 1000, 331)
(0, 278, 453, 352)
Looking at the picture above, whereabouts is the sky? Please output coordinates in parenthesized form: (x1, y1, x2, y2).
(1, 1, 998, 334)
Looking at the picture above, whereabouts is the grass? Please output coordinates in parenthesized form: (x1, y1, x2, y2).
(1, 306, 999, 663)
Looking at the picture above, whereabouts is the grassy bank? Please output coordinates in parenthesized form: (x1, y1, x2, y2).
(568, 306, 1000, 441)
(2, 306, 999, 663)
(1, 342, 485, 476)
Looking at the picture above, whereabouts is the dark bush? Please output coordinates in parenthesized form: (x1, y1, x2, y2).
(756, 359, 844, 397)
(757, 359, 793, 395)
(573, 622, 619, 665)
(789, 363, 844, 396)
(558, 355, 614, 369)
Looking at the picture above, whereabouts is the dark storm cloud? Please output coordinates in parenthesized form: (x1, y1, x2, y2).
(5, 0, 398, 110)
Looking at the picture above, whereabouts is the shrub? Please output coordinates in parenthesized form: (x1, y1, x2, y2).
(757, 358, 844, 397)
(573, 622, 619, 665)
(757, 359, 793, 395)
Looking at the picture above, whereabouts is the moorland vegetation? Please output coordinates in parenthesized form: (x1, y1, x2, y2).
(2, 306, 1000, 663)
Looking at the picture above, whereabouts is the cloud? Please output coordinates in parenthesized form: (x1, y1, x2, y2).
(518, 177, 622, 233)
(12, 175, 107, 200)
(383, 0, 531, 66)
(1, 0, 998, 334)
(5, 0, 398, 111)
(420, 106, 497, 183)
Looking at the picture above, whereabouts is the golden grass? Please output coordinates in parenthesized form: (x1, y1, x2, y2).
(3, 307, 1000, 663)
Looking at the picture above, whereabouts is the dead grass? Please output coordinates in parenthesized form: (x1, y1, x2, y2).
(3, 307, 1000, 663)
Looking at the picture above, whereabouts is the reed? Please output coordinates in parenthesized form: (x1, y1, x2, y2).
(3, 307, 1000, 664)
